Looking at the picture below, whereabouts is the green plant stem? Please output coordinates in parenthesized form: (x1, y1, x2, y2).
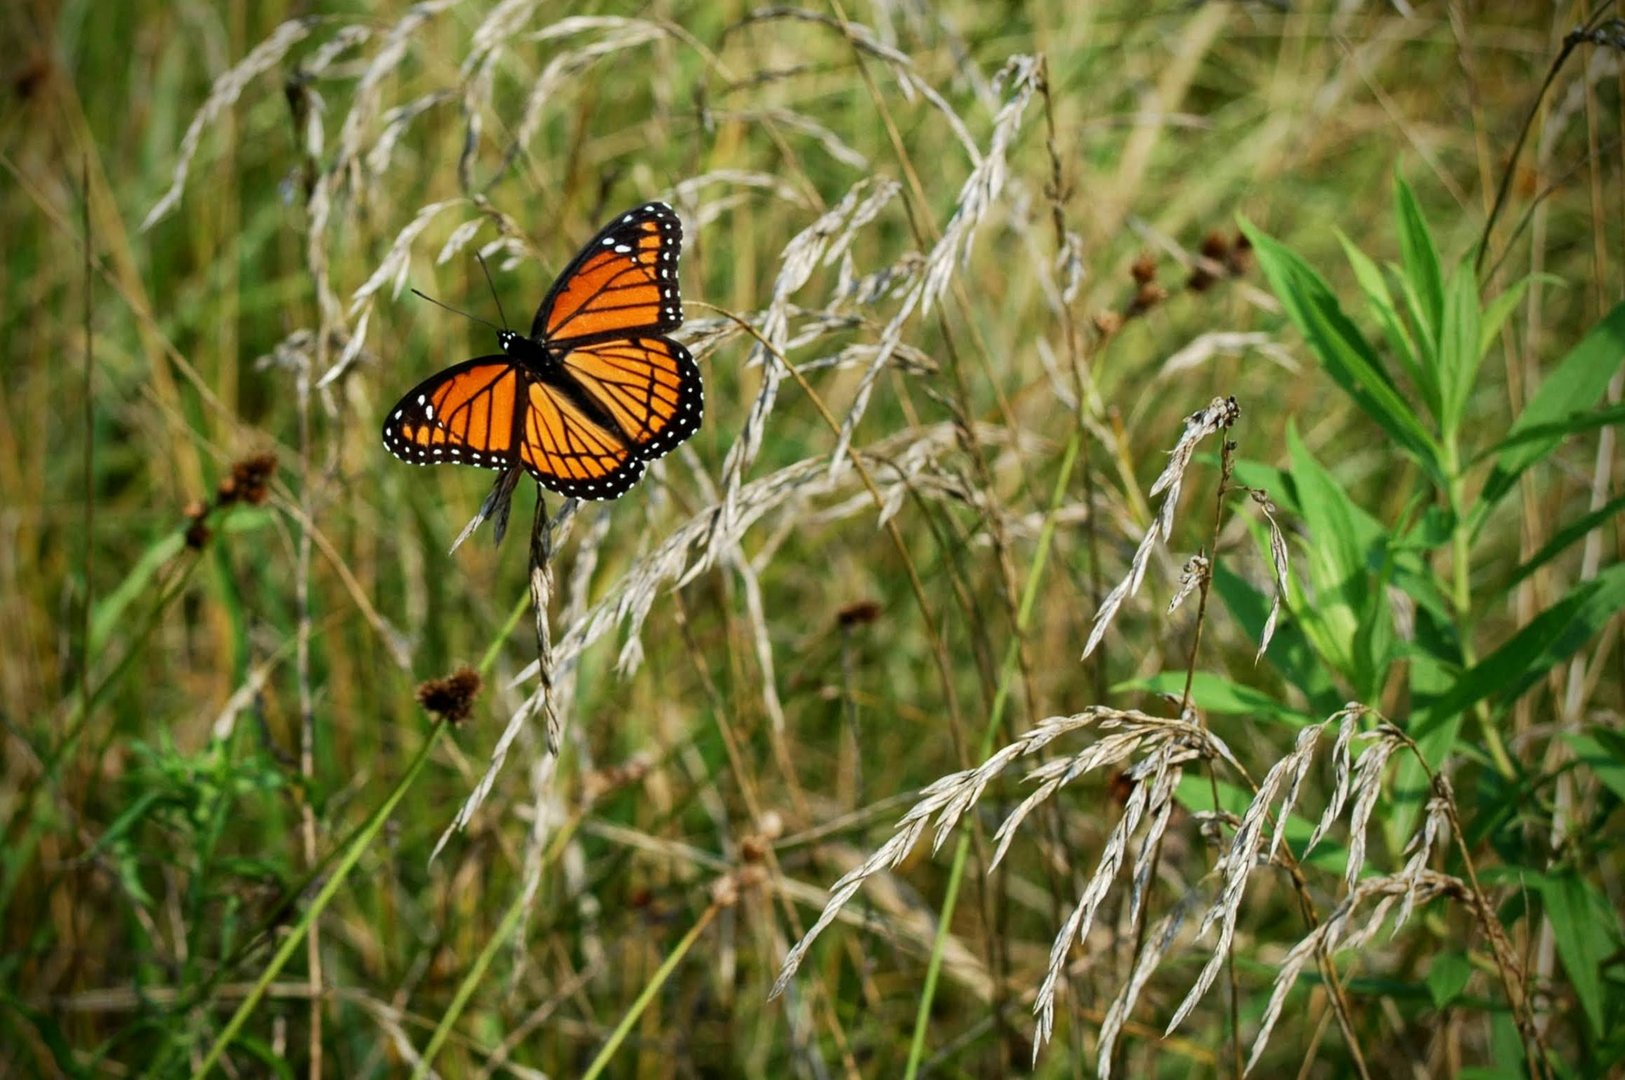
(903, 431, 1081, 1078)
(194, 719, 448, 1076)
(479, 593, 531, 676)
(1442, 442, 1516, 780)
(580, 901, 721, 1080)
(410, 814, 581, 1078)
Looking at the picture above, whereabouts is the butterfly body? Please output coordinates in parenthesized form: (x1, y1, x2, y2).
(382, 203, 702, 500)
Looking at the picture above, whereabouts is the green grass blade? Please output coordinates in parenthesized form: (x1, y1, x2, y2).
(1243, 221, 1444, 483)
(1476, 300, 1625, 518)
(194, 721, 447, 1076)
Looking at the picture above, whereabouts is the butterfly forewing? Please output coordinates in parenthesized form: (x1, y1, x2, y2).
(532, 203, 682, 343)
(382, 358, 524, 471)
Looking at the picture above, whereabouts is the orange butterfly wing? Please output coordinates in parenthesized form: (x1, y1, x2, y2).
(382, 359, 525, 471)
(555, 336, 702, 462)
(384, 202, 702, 501)
(514, 378, 646, 499)
(511, 337, 701, 498)
(531, 203, 682, 343)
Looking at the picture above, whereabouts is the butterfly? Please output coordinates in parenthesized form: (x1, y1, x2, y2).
(382, 202, 703, 500)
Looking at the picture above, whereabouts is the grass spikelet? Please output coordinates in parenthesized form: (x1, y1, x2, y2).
(140, 16, 318, 230)
(506, 18, 669, 173)
(1097, 899, 1194, 1078)
(1250, 489, 1290, 659)
(711, 178, 901, 554)
(1083, 395, 1240, 659)
(828, 55, 1039, 477)
(1167, 721, 1326, 1034)
(1343, 726, 1405, 891)
(1246, 871, 1468, 1074)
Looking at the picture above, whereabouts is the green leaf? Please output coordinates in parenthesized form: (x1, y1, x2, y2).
(1229, 457, 1299, 513)
(1395, 174, 1445, 341)
(1116, 672, 1316, 728)
(1412, 562, 1625, 741)
(1477, 300, 1625, 518)
(1243, 220, 1444, 482)
(80, 790, 167, 862)
(88, 508, 275, 655)
(1503, 488, 1625, 593)
(1214, 564, 1342, 713)
(1285, 425, 1395, 698)
(1476, 400, 1625, 463)
(1477, 276, 1540, 360)
(1338, 230, 1431, 412)
(90, 531, 184, 655)
(1437, 262, 1483, 441)
(1562, 730, 1625, 803)
(1533, 869, 1621, 1037)
(1426, 951, 1474, 1008)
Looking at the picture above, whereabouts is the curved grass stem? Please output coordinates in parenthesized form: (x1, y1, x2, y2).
(194, 720, 448, 1076)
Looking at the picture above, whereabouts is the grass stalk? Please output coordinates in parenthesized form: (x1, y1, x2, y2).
(410, 815, 582, 1078)
(580, 900, 722, 1080)
(194, 720, 449, 1076)
(903, 430, 1081, 1077)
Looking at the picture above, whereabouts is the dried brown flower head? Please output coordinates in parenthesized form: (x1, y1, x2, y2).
(1128, 282, 1168, 316)
(1199, 231, 1230, 261)
(1130, 251, 1158, 285)
(184, 520, 212, 551)
(228, 453, 279, 506)
(1227, 232, 1253, 275)
(1092, 310, 1124, 337)
(416, 666, 483, 726)
(836, 600, 882, 629)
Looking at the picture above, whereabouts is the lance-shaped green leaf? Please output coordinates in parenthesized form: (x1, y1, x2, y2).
(1244, 221, 1444, 483)
(1476, 300, 1625, 521)
(1395, 174, 1445, 346)
(1339, 231, 1434, 417)
(1437, 263, 1483, 441)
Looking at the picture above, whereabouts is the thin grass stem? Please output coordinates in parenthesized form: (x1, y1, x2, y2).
(194, 720, 448, 1076)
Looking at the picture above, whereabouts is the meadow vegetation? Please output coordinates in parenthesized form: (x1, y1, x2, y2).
(3, 1, 1624, 1076)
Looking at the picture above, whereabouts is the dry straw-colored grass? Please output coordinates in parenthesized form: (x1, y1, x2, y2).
(2, 1, 1619, 1076)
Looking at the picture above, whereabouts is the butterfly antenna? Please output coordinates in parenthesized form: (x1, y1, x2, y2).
(475, 252, 511, 330)
(409, 288, 502, 333)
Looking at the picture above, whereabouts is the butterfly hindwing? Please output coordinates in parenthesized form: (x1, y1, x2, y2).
(517, 376, 645, 499)
(382, 358, 525, 472)
(531, 202, 682, 344)
(557, 336, 703, 464)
